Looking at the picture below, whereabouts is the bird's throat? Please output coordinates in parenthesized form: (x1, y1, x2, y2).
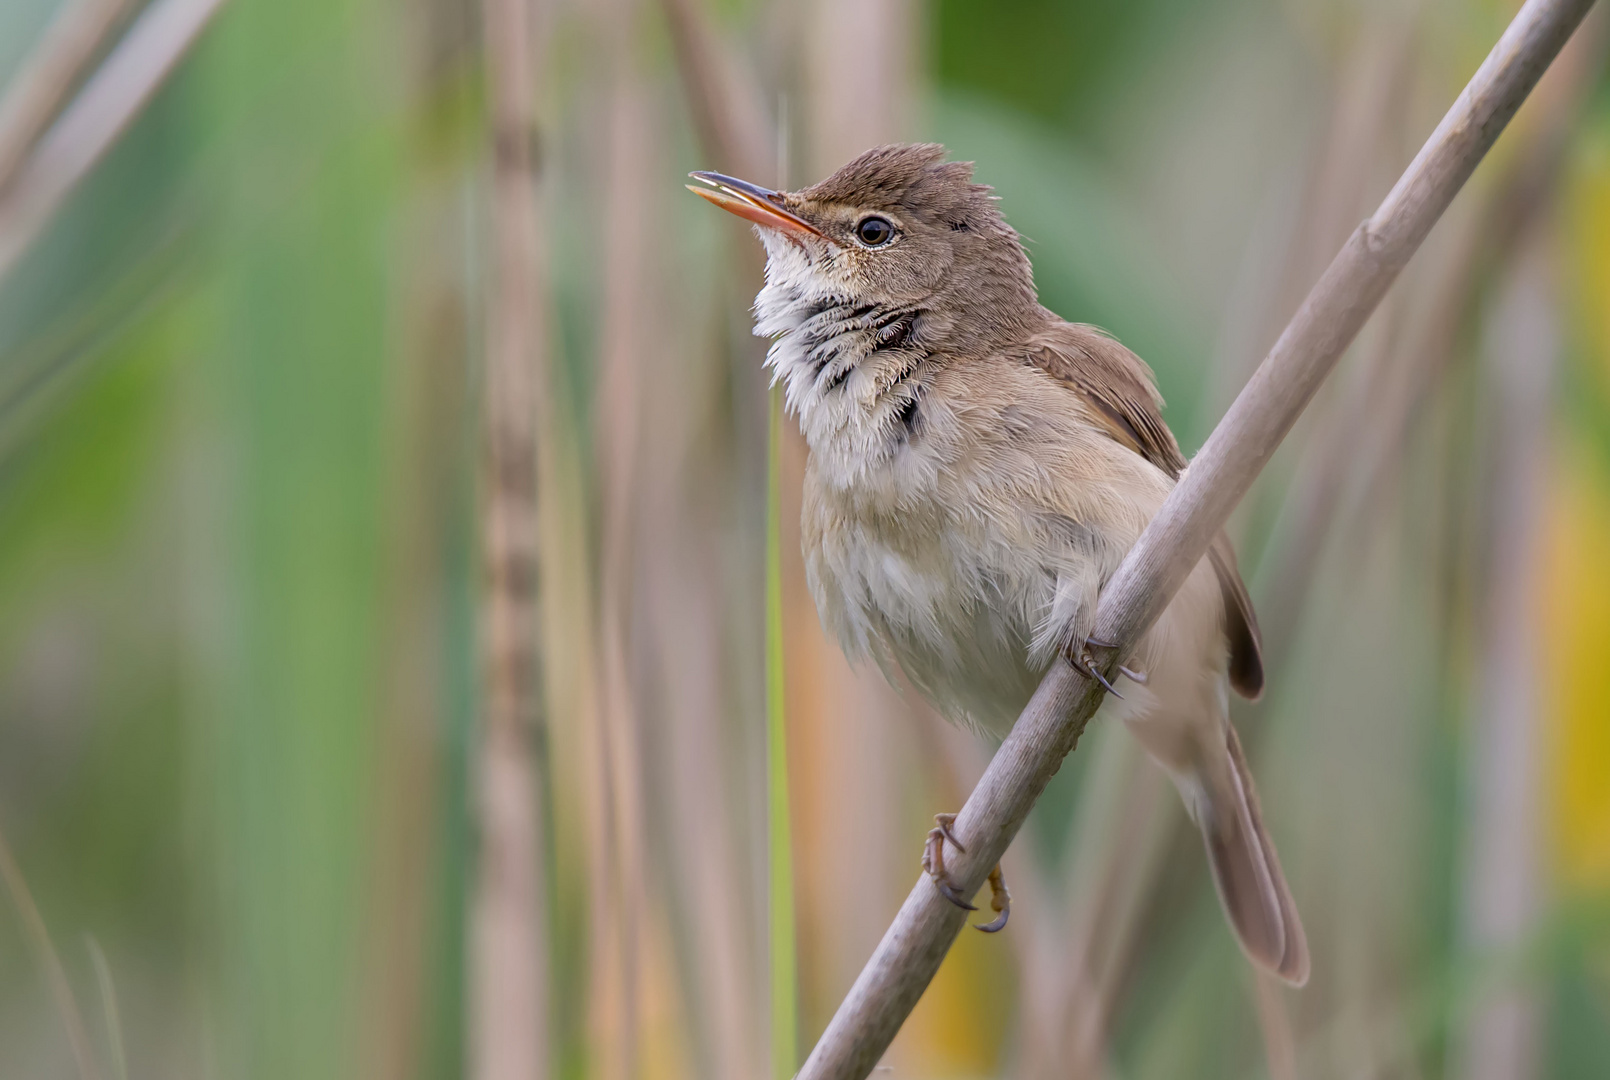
(753, 273, 931, 478)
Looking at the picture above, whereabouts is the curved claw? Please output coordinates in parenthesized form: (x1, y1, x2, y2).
(1118, 663, 1148, 685)
(1081, 655, 1124, 699)
(974, 862, 1010, 932)
(938, 882, 978, 911)
(975, 908, 1009, 933)
(1073, 636, 1125, 698)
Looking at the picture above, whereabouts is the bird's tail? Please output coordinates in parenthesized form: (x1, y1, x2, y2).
(1192, 722, 1309, 986)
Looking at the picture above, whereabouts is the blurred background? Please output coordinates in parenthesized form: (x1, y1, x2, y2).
(0, 0, 1607, 1077)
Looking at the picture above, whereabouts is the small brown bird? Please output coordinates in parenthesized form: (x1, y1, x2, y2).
(690, 144, 1308, 985)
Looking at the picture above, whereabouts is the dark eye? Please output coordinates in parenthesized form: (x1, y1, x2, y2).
(855, 216, 894, 247)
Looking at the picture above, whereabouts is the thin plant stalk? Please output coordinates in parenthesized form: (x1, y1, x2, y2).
(473, 0, 552, 1076)
(0, 0, 227, 285)
(0, 0, 128, 191)
(0, 825, 101, 1080)
(84, 938, 129, 1080)
(589, 4, 657, 1069)
(767, 382, 799, 1078)
(1452, 224, 1557, 1080)
(657, 0, 770, 181)
(657, 6, 788, 1071)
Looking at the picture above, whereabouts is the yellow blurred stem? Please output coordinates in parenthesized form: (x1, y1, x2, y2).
(767, 384, 799, 1077)
(1544, 444, 1610, 890)
(1547, 139, 1610, 893)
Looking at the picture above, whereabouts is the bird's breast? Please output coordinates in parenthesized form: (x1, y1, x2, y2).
(801, 441, 1095, 731)
(797, 360, 1171, 730)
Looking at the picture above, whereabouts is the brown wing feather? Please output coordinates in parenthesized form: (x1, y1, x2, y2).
(1021, 323, 1186, 475)
(1022, 322, 1265, 699)
(1208, 532, 1264, 699)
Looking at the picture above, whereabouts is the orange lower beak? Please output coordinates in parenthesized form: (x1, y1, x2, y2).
(687, 171, 834, 243)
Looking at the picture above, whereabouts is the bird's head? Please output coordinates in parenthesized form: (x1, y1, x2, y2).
(688, 144, 1046, 468)
(688, 143, 1041, 351)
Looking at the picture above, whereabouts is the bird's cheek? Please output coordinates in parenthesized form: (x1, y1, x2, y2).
(894, 264, 947, 306)
(888, 246, 952, 301)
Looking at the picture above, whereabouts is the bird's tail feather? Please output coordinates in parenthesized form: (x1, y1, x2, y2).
(1196, 723, 1310, 986)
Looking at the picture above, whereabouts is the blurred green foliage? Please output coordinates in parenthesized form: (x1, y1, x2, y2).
(936, 0, 1198, 134)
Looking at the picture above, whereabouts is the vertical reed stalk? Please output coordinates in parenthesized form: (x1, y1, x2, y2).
(767, 382, 799, 1078)
(1453, 225, 1557, 1080)
(84, 938, 128, 1080)
(473, 0, 551, 1076)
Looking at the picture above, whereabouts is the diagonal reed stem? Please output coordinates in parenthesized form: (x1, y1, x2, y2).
(797, 1, 1599, 1075)
(0, 0, 227, 287)
(0, 0, 128, 193)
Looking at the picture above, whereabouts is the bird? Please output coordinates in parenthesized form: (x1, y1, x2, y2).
(688, 143, 1309, 986)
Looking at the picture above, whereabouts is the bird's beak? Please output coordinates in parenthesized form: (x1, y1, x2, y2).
(686, 171, 835, 243)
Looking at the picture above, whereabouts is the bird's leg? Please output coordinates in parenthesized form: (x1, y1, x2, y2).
(975, 863, 1011, 933)
(922, 813, 976, 911)
(1073, 636, 1124, 699)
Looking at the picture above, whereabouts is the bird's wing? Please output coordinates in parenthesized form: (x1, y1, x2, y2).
(1022, 322, 1264, 699)
(1207, 531, 1264, 699)
(1021, 322, 1187, 475)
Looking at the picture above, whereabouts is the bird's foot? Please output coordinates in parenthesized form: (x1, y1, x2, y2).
(922, 814, 975, 911)
(1074, 636, 1124, 699)
(1118, 663, 1148, 685)
(921, 814, 1012, 932)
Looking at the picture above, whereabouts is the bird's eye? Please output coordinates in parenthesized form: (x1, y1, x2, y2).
(855, 216, 895, 247)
